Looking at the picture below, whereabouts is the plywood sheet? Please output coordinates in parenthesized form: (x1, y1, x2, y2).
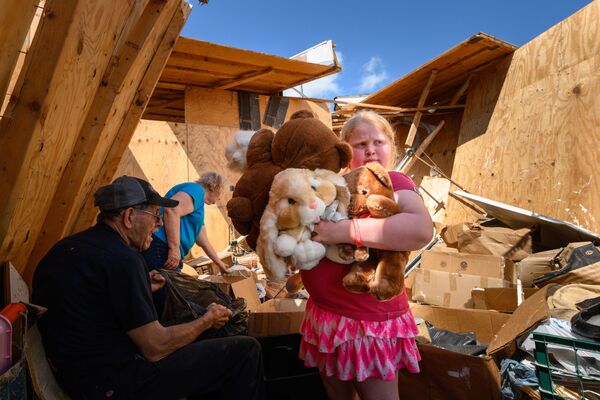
(0, 0, 137, 273)
(445, 1, 600, 233)
(186, 86, 332, 129)
(115, 119, 234, 259)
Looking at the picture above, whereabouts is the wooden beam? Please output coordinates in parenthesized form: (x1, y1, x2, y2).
(0, 0, 142, 274)
(405, 69, 438, 147)
(71, 1, 190, 235)
(450, 75, 472, 105)
(0, 0, 39, 115)
(215, 67, 273, 90)
(400, 120, 446, 173)
(24, 0, 177, 280)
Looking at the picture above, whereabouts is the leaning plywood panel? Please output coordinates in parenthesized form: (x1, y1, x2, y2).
(24, 1, 190, 282)
(114, 120, 236, 259)
(69, 2, 190, 240)
(445, 1, 600, 233)
(0, 0, 140, 275)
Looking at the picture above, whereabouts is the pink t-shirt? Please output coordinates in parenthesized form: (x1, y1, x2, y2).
(301, 171, 417, 321)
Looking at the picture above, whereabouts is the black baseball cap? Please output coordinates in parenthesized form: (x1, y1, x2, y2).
(94, 176, 179, 211)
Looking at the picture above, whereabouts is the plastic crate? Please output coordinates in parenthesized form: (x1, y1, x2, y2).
(257, 334, 327, 400)
(533, 332, 600, 399)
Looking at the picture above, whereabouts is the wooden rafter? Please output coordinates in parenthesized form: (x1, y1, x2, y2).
(405, 69, 438, 148)
(400, 120, 446, 173)
(450, 75, 472, 106)
(0, 0, 39, 116)
(215, 67, 273, 90)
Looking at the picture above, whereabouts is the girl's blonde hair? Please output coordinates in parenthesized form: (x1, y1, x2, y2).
(196, 171, 225, 194)
(340, 110, 398, 167)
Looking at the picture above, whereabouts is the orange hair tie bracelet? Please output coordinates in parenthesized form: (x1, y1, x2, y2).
(351, 218, 363, 248)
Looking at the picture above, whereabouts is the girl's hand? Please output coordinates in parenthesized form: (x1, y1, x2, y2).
(312, 219, 351, 245)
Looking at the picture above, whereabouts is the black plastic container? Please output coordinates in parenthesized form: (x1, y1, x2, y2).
(258, 333, 327, 400)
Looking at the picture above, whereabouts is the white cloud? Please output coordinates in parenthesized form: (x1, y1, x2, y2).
(299, 74, 342, 98)
(357, 56, 388, 92)
(288, 51, 344, 98)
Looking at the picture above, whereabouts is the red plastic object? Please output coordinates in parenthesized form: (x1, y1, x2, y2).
(0, 303, 26, 325)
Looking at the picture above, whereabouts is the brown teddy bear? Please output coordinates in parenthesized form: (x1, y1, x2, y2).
(341, 162, 410, 301)
(226, 110, 352, 250)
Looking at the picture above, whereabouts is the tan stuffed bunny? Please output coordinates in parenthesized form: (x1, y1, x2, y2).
(256, 168, 350, 280)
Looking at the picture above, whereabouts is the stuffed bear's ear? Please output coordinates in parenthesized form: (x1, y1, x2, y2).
(336, 142, 353, 169)
(245, 128, 275, 166)
(366, 162, 393, 189)
(290, 109, 314, 120)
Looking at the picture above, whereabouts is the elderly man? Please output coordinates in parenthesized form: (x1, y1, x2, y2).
(32, 176, 264, 400)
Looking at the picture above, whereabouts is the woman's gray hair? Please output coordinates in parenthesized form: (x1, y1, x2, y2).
(196, 171, 225, 194)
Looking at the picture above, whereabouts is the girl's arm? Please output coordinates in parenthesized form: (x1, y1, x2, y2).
(312, 189, 433, 251)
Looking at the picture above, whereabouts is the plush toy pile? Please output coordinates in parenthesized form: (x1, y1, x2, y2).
(226, 110, 352, 250)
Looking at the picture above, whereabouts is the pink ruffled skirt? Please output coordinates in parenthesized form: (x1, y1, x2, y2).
(299, 299, 421, 382)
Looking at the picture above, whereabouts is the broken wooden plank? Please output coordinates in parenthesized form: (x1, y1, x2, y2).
(400, 120, 445, 173)
(450, 75, 472, 106)
(405, 69, 438, 148)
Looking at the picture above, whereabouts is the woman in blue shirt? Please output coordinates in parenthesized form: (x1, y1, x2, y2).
(143, 172, 229, 274)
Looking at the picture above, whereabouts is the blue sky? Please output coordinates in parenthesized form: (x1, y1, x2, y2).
(181, 0, 593, 98)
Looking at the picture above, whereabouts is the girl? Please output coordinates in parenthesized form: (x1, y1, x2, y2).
(300, 111, 433, 400)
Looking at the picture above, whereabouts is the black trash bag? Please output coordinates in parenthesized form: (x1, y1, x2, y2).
(159, 270, 249, 338)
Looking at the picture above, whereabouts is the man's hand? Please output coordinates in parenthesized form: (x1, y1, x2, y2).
(163, 247, 181, 270)
(203, 303, 232, 329)
(149, 270, 166, 292)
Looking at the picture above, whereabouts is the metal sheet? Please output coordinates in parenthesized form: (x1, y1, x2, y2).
(453, 190, 600, 249)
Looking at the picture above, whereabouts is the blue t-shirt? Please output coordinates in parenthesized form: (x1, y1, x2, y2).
(154, 182, 205, 258)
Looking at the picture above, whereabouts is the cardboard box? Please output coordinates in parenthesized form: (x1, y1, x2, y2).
(248, 299, 306, 337)
(516, 248, 561, 286)
(457, 224, 532, 261)
(487, 284, 560, 360)
(412, 268, 512, 308)
(200, 275, 261, 311)
(471, 287, 539, 313)
(440, 222, 472, 247)
(187, 251, 234, 275)
(398, 304, 510, 400)
(421, 250, 509, 280)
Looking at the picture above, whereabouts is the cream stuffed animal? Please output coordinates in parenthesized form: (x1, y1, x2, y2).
(257, 168, 349, 280)
(224, 130, 255, 172)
